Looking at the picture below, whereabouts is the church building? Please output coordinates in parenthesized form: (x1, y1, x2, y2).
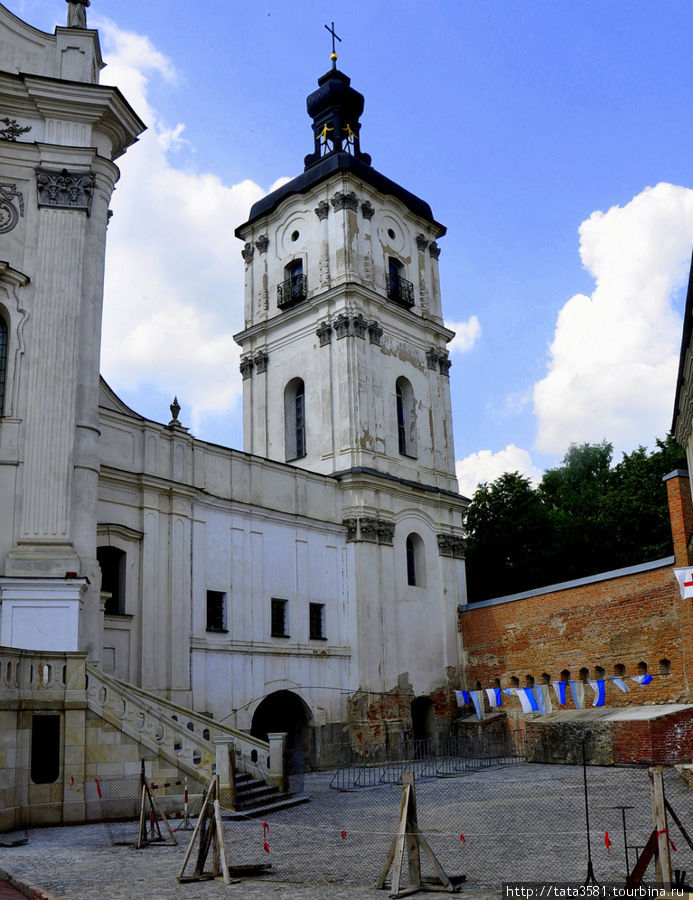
(0, 0, 468, 805)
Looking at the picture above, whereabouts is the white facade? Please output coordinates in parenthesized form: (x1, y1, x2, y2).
(0, 4, 469, 753)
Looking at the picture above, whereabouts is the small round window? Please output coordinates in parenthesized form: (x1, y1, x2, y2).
(387, 228, 396, 239)
(291, 230, 300, 242)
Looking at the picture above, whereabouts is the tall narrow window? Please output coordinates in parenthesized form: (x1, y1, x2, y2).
(395, 377, 417, 457)
(396, 383, 406, 455)
(406, 536, 416, 585)
(0, 314, 7, 415)
(285, 378, 306, 460)
(97, 546, 126, 615)
(405, 533, 425, 587)
(295, 382, 305, 458)
(271, 598, 289, 637)
(309, 603, 325, 640)
(206, 591, 226, 632)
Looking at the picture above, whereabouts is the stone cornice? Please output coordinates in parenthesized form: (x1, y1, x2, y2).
(0, 261, 30, 288)
(5, 73, 145, 159)
(233, 279, 454, 347)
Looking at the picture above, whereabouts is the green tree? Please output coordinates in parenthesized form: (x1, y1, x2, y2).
(464, 435, 687, 603)
(464, 471, 552, 602)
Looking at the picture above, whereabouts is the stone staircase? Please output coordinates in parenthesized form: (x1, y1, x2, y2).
(85, 664, 307, 815)
(229, 771, 310, 818)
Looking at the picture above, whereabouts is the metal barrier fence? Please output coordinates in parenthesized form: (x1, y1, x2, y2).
(2, 763, 693, 894)
(330, 731, 527, 790)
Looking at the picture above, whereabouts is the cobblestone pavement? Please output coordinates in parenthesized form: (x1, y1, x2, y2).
(1, 764, 691, 899)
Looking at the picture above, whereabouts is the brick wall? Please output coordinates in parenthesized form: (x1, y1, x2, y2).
(461, 560, 690, 705)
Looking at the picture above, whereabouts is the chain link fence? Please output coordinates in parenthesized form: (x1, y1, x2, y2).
(2, 761, 693, 892)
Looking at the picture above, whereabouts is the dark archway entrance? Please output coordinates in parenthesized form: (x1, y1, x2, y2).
(410, 696, 436, 746)
(251, 690, 311, 792)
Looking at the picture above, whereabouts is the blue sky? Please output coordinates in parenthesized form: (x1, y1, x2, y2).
(9, 0, 693, 494)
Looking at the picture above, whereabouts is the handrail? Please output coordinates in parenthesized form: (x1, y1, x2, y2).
(85, 664, 271, 784)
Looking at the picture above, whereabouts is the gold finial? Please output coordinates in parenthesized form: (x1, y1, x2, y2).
(325, 21, 341, 69)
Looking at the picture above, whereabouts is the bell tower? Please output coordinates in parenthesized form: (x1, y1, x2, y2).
(234, 58, 458, 494)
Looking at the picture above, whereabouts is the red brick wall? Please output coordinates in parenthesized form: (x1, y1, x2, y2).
(460, 562, 692, 706)
(612, 707, 693, 764)
(665, 471, 693, 568)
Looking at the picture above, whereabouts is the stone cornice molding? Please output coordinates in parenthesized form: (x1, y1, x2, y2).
(233, 280, 455, 347)
(17, 74, 145, 159)
(96, 522, 144, 542)
(0, 261, 30, 288)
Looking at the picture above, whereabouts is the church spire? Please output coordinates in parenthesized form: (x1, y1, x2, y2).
(304, 36, 371, 171)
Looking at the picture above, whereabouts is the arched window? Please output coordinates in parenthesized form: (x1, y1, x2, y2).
(614, 663, 626, 677)
(525, 675, 535, 687)
(594, 666, 605, 679)
(405, 532, 425, 587)
(560, 669, 571, 682)
(659, 659, 671, 675)
(284, 378, 306, 460)
(510, 676, 520, 688)
(0, 314, 7, 415)
(637, 661, 648, 675)
(395, 377, 417, 457)
(579, 667, 589, 682)
(541, 672, 551, 685)
(97, 546, 126, 615)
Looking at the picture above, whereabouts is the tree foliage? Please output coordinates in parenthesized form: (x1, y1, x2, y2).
(464, 435, 687, 603)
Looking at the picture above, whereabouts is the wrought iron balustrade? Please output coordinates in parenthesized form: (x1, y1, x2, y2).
(277, 273, 308, 309)
(386, 272, 415, 308)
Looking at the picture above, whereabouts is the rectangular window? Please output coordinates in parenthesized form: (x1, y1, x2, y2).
(271, 598, 289, 637)
(31, 715, 60, 784)
(206, 590, 226, 632)
(309, 603, 325, 640)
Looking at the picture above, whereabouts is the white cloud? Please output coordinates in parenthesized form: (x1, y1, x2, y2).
(533, 183, 693, 455)
(456, 444, 542, 497)
(445, 315, 481, 354)
(96, 20, 273, 431)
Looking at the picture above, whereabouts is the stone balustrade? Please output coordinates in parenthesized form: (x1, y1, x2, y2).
(85, 665, 272, 786)
(0, 647, 86, 698)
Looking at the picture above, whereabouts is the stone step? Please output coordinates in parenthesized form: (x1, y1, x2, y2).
(223, 792, 311, 820)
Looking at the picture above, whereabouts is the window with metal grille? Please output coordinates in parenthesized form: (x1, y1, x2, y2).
(271, 598, 289, 637)
(309, 603, 325, 640)
(206, 591, 226, 632)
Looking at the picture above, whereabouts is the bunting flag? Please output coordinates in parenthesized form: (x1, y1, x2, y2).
(631, 674, 653, 686)
(538, 683, 553, 714)
(470, 691, 484, 720)
(588, 679, 606, 707)
(611, 677, 629, 693)
(534, 684, 547, 715)
(502, 688, 514, 696)
(552, 681, 567, 706)
(485, 688, 502, 708)
(515, 688, 539, 713)
(453, 690, 470, 707)
(569, 680, 585, 709)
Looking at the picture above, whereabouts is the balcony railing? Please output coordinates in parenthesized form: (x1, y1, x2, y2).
(386, 272, 415, 309)
(277, 273, 308, 309)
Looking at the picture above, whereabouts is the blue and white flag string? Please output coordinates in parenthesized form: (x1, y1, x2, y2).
(456, 674, 657, 719)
